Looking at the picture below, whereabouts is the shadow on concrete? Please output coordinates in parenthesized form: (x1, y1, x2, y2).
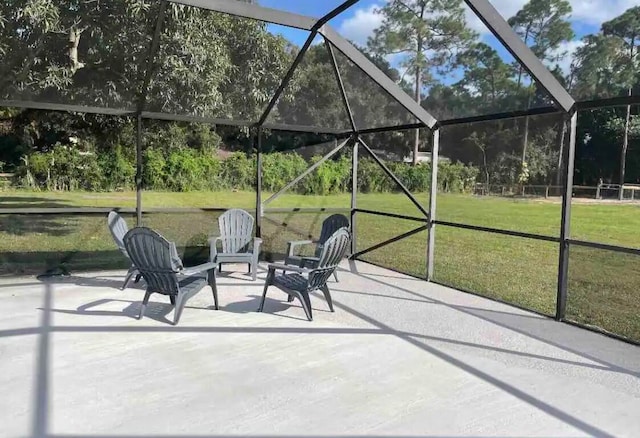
(11, 266, 636, 438)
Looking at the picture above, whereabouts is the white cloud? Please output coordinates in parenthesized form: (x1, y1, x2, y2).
(341, 0, 640, 44)
(338, 3, 384, 46)
(487, 0, 640, 28)
(338, 0, 640, 78)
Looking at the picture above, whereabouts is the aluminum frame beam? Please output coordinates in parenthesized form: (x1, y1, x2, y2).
(556, 111, 578, 321)
(321, 26, 438, 130)
(140, 111, 253, 127)
(0, 101, 135, 116)
(464, 0, 575, 112)
(351, 140, 358, 255)
(316, 0, 361, 29)
(256, 127, 263, 236)
(356, 209, 428, 224)
(326, 39, 357, 132)
(435, 220, 561, 243)
(260, 122, 344, 135)
(135, 115, 143, 226)
(359, 138, 430, 219)
(167, 0, 316, 30)
(137, 0, 168, 113)
(262, 139, 349, 206)
(353, 224, 428, 259)
(427, 129, 439, 281)
(258, 31, 318, 126)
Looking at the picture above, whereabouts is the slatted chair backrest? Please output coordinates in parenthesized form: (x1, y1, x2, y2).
(314, 214, 350, 257)
(218, 209, 255, 254)
(108, 211, 130, 258)
(124, 227, 182, 296)
(308, 227, 350, 290)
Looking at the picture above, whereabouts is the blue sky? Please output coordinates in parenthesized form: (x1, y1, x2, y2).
(261, 0, 639, 82)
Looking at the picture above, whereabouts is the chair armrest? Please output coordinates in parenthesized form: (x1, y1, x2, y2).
(170, 242, 184, 271)
(286, 240, 313, 257)
(180, 262, 217, 277)
(208, 236, 222, 261)
(299, 256, 320, 269)
(267, 263, 311, 275)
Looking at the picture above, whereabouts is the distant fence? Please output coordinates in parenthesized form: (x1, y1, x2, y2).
(0, 173, 13, 188)
(474, 182, 640, 201)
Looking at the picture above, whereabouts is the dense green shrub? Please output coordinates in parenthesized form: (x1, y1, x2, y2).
(16, 143, 478, 194)
(438, 161, 479, 193)
(301, 155, 351, 195)
(261, 152, 307, 192)
(165, 148, 222, 191)
(99, 146, 136, 191)
(220, 152, 255, 190)
(358, 158, 390, 192)
(19, 144, 104, 191)
(143, 147, 168, 190)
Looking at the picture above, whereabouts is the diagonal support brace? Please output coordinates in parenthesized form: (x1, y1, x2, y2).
(358, 138, 430, 219)
(263, 139, 350, 207)
(353, 224, 428, 259)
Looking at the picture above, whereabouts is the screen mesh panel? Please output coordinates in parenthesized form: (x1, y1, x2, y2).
(355, 213, 427, 279)
(438, 113, 564, 237)
(330, 42, 421, 130)
(145, 6, 309, 122)
(265, 39, 351, 130)
(567, 245, 640, 343)
(433, 226, 558, 316)
(0, 1, 159, 110)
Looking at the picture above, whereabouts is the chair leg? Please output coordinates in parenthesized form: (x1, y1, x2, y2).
(139, 290, 152, 320)
(134, 273, 142, 284)
(209, 269, 219, 310)
(258, 270, 275, 312)
(333, 270, 339, 282)
(321, 284, 334, 312)
(121, 267, 136, 290)
(169, 295, 176, 306)
(258, 284, 269, 312)
(287, 294, 295, 303)
(173, 293, 185, 326)
(298, 291, 313, 321)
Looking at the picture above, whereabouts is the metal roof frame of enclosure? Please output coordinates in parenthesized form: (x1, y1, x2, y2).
(3, 0, 640, 345)
(0, 0, 578, 132)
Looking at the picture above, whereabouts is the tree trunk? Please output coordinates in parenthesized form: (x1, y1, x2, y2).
(413, 67, 421, 166)
(619, 88, 633, 200)
(68, 27, 85, 72)
(521, 114, 530, 165)
(412, 6, 425, 167)
(556, 118, 568, 187)
(481, 147, 489, 192)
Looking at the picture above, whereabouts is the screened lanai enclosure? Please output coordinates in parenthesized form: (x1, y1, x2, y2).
(1, 0, 639, 346)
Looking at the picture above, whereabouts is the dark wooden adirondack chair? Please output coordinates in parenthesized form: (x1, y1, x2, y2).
(124, 227, 218, 325)
(107, 211, 140, 290)
(259, 227, 350, 321)
(209, 209, 262, 280)
(284, 213, 349, 282)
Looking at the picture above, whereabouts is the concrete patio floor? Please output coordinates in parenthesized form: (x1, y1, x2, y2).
(1, 260, 639, 438)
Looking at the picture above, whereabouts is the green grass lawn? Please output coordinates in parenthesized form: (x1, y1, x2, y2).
(1, 189, 639, 341)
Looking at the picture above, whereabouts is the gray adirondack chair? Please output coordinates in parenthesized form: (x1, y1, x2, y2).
(258, 227, 350, 321)
(209, 209, 262, 281)
(284, 213, 349, 282)
(107, 211, 140, 290)
(124, 227, 218, 325)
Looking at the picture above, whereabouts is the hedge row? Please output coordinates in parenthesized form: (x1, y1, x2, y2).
(16, 146, 478, 194)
